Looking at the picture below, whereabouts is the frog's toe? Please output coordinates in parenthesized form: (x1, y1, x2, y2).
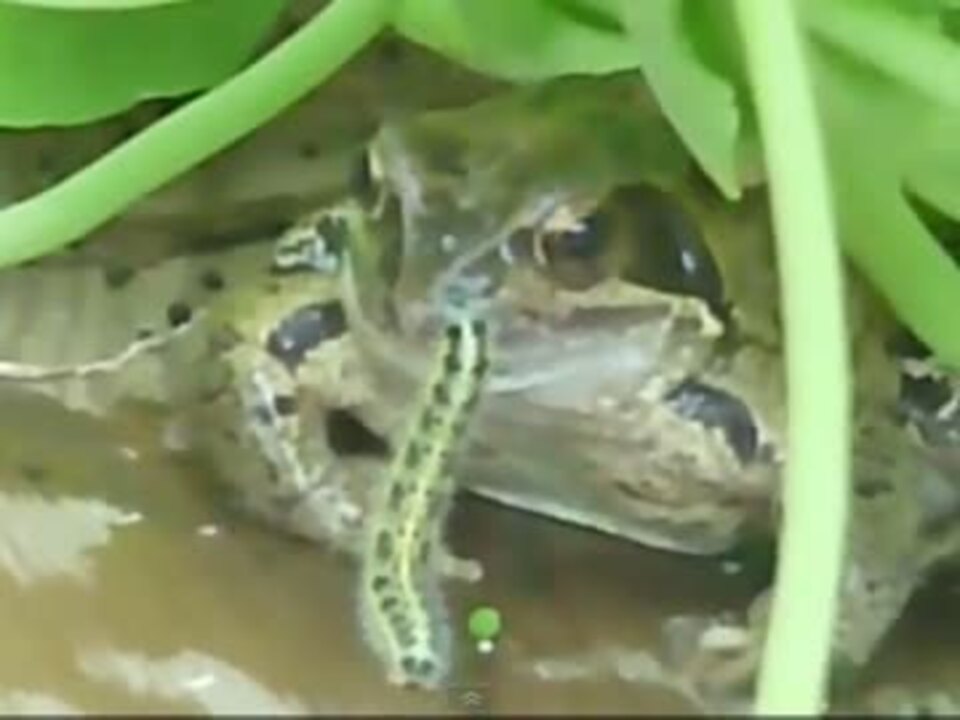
(661, 612, 761, 709)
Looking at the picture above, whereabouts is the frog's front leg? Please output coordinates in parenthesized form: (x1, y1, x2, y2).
(220, 349, 366, 551)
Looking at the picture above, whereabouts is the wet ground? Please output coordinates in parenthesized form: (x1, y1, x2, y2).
(0, 386, 957, 715)
(0, 386, 749, 714)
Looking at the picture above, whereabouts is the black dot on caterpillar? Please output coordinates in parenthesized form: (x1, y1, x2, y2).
(375, 531, 394, 561)
(371, 575, 391, 593)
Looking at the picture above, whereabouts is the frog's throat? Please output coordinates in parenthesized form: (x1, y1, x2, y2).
(357, 316, 490, 689)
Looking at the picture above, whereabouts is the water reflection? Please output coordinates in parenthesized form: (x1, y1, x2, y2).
(0, 494, 138, 586)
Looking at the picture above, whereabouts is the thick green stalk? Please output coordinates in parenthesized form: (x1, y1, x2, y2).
(734, 0, 851, 714)
(0, 0, 390, 266)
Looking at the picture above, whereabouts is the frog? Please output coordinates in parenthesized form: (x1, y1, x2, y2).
(321, 74, 960, 704)
(0, 73, 956, 703)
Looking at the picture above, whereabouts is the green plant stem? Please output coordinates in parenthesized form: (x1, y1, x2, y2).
(0, 0, 390, 267)
(734, 0, 851, 714)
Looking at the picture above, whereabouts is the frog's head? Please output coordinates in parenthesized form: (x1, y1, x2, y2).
(334, 75, 781, 410)
(347, 76, 729, 337)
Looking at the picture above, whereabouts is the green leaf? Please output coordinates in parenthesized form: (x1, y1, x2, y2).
(393, 0, 640, 80)
(805, 0, 960, 110)
(619, 0, 743, 198)
(7, 1, 193, 7)
(0, 0, 390, 265)
(0, 0, 287, 127)
(811, 40, 960, 367)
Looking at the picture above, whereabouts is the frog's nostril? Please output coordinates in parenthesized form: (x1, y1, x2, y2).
(664, 380, 759, 464)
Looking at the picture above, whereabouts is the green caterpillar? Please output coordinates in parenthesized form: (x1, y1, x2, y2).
(357, 317, 489, 689)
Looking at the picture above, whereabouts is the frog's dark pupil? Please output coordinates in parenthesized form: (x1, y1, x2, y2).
(549, 215, 606, 261)
(200, 269, 225, 292)
(265, 301, 347, 372)
(166, 301, 193, 328)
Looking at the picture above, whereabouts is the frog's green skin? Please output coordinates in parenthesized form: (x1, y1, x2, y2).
(0, 75, 957, 699)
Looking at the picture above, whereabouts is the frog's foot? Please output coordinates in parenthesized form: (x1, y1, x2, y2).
(436, 549, 484, 584)
(661, 603, 766, 711)
(663, 561, 922, 710)
(277, 472, 364, 551)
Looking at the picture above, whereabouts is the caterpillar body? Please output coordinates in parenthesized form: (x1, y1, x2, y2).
(357, 317, 490, 689)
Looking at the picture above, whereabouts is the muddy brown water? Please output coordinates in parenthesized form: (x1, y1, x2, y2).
(0, 386, 748, 714)
(0, 386, 956, 715)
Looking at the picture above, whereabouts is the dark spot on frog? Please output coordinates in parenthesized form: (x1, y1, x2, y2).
(103, 264, 135, 289)
(166, 301, 193, 328)
(273, 394, 297, 416)
(665, 380, 759, 463)
(199, 268, 225, 292)
(20, 463, 47, 485)
(136, 327, 154, 340)
(325, 408, 389, 457)
(297, 141, 319, 160)
(264, 301, 347, 372)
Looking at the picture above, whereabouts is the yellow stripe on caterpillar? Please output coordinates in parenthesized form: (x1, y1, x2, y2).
(357, 316, 489, 689)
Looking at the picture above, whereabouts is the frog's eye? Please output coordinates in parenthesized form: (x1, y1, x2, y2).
(531, 208, 614, 290)
(614, 184, 726, 313)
